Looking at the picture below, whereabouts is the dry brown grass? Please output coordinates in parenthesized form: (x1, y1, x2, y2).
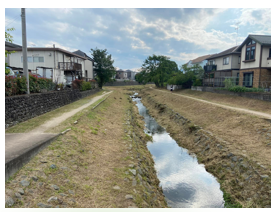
(5, 89, 140, 208)
(142, 88, 271, 168)
(161, 88, 271, 114)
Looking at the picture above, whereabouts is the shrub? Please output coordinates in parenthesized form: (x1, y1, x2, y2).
(72, 79, 83, 90)
(223, 78, 236, 89)
(227, 86, 265, 93)
(29, 74, 40, 93)
(193, 79, 202, 86)
(16, 76, 27, 94)
(80, 81, 92, 91)
(5, 76, 17, 96)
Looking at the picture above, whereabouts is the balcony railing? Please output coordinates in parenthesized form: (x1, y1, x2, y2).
(58, 62, 82, 71)
(204, 65, 217, 73)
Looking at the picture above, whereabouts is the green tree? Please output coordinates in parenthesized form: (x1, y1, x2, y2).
(5, 28, 15, 75)
(90, 48, 116, 88)
(141, 54, 178, 87)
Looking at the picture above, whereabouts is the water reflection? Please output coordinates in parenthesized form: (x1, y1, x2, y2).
(132, 95, 224, 208)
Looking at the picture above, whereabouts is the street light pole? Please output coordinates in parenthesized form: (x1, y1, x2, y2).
(21, 8, 29, 94)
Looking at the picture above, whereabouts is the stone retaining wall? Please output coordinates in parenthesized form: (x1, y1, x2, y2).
(191, 86, 271, 102)
(5, 89, 100, 128)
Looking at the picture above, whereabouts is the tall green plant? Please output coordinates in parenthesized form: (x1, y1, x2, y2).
(5, 28, 15, 75)
(90, 48, 116, 88)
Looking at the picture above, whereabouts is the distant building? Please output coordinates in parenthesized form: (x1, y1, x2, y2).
(115, 69, 136, 81)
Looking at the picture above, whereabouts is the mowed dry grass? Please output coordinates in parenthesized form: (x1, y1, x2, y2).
(142, 88, 271, 168)
(165, 88, 271, 114)
(6, 89, 139, 208)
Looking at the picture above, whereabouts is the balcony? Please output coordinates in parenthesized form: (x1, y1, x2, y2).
(204, 65, 217, 73)
(58, 62, 82, 71)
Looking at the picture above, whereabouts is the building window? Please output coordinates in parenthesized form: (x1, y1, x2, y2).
(269, 48, 271, 58)
(21, 56, 44, 63)
(33, 57, 44, 63)
(209, 60, 214, 65)
(243, 72, 253, 87)
(238, 56, 241, 64)
(223, 57, 229, 65)
(245, 39, 256, 61)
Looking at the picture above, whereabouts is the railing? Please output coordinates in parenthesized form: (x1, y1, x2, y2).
(204, 65, 217, 73)
(58, 62, 82, 71)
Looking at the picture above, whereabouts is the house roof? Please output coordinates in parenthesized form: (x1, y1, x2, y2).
(5, 47, 87, 60)
(5, 41, 22, 48)
(190, 54, 214, 64)
(72, 50, 94, 62)
(236, 34, 271, 51)
(207, 46, 240, 60)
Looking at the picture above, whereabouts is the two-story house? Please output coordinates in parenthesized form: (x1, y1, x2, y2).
(203, 46, 241, 87)
(5, 44, 87, 85)
(235, 35, 271, 88)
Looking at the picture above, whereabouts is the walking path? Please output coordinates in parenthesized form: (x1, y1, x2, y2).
(29, 91, 113, 133)
(5, 91, 113, 180)
(151, 88, 271, 119)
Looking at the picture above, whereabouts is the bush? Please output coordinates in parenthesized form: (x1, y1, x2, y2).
(227, 86, 265, 93)
(72, 79, 83, 90)
(5, 74, 57, 96)
(16, 76, 27, 94)
(5, 76, 17, 96)
(80, 81, 92, 91)
(193, 79, 202, 86)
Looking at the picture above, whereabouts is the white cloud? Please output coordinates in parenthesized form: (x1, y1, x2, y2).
(121, 9, 236, 51)
(44, 41, 77, 52)
(130, 36, 151, 50)
(227, 8, 271, 35)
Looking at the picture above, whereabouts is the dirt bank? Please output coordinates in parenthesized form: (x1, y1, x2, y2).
(5, 88, 167, 208)
(139, 88, 271, 208)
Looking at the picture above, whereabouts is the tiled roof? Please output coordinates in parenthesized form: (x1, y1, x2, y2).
(207, 46, 240, 60)
(5, 41, 22, 48)
(249, 35, 271, 45)
(73, 50, 94, 61)
(190, 54, 214, 64)
(236, 34, 271, 52)
(5, 47, 87, 60)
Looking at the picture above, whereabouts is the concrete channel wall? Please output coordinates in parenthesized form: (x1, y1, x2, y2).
(191, 86, 271, 102)
(5, 88, 100, 128)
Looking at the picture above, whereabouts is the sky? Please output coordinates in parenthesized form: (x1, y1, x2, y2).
(5, 8, 271, 71)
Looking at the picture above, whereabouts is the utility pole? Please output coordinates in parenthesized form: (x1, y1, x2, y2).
(21, 8, 29, 94)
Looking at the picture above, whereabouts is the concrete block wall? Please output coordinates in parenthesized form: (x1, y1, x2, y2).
(5, 88, 100, 128)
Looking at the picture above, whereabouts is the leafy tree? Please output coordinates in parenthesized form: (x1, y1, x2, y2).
(5, 28, 15, 75)
(90, 48, 116, 88)
(141, 54, 178, 87)
(168, 64, 204, 88)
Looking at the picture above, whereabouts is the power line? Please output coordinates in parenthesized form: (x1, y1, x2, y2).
(5, 14, 21, 28)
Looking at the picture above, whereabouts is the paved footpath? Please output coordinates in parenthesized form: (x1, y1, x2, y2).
(151, 88, 271, 119)
(5, 91, 112, 180)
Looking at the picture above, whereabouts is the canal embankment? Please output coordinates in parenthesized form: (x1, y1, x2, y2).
(5, 88, 167, 208)
(138, 88, 271, 208)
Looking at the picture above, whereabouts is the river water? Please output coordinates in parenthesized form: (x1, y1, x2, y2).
(132, 94, 224, 208)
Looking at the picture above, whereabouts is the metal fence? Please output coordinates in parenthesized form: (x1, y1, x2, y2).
(203, 77, 271, 91)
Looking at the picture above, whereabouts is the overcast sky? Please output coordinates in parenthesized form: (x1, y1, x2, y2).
(5, 8, 271, 71)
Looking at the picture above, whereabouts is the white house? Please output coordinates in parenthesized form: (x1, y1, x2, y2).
(72, 50, 94, 81)
(5, 44, 87, 85)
